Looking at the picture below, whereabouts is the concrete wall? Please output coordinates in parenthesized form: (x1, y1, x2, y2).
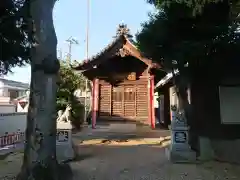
(199, 137, 240, 164)
(219, 86, 240, 124)
(0, 113, 26, 136)
(191, 76, 240, 164)
(0, 97, 10, 103)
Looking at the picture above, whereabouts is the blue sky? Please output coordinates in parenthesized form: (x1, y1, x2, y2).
(5, 0, 154, 83)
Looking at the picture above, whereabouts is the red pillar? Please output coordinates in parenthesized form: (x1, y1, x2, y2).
(148, 76, 152, 126)
(149, 75, 155, 129)
(91, 79, 99, 129)
(148, 75, 155, 129)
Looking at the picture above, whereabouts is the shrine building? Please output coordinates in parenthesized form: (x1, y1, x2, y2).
(72, 24, 161, 128)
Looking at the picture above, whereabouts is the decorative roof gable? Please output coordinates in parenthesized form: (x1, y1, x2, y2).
(72, 24, 161, 71)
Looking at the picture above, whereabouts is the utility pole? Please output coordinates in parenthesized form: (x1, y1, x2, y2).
(84, 0, 90, 126)
(66, 37, 79, 65)
(57, 49, 63, 60)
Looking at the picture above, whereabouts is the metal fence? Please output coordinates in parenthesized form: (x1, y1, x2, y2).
(0, 131, 25, 148)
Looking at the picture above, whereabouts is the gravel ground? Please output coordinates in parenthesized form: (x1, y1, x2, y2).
(0, 152, 23, 180)
(71, 126, 240, 180)
(71, 139, 240, 180)
(1, 126, 240, 180)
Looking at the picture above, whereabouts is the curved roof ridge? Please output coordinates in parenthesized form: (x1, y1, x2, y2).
(74, 35, 123, 67)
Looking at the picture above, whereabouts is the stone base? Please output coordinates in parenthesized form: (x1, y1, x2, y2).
(165, 146, 196, 163)
(198, 137, 215, 161)
(56, 143, 75, 163)
(198, 136, 240, 164)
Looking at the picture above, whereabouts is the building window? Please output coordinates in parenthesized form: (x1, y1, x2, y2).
(18, 90, 25, 97)
(124, 88, 135, 101)
(8, 90, 18, 99)
(112, 90, 122, 102)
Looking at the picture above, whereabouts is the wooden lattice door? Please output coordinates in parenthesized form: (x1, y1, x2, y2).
(123, 85, 136, 118)
(99, 84, 111, 117)
(136, 84, 148, 119)
(111, 86, 123, 117)
(99, 83, 149, 121)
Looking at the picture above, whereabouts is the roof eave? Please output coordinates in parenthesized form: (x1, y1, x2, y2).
(155, 69, 179, 89)
(72, 36, 124, 71)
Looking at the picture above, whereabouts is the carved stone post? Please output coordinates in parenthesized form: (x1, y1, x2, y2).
(165, 104, 196, 163)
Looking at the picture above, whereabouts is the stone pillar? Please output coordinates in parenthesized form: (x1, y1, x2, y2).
(165, 106, 196, 163)
(56, 121, 75, 163)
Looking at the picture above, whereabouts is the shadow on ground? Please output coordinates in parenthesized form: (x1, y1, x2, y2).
(73, 125, 170, 142)
(69, 126, 240, 180)
(71, 142, 169, 180)
(70, 142, 240, 180)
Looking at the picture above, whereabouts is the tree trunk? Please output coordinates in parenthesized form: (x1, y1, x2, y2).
(175, 75, 190, 122)
(17, 0, 61, 179)
(175, 72, 198, 152)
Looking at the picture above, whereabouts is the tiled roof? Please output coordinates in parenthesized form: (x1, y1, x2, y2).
(72, 23, 162, 71)
(0, 78, 29, 89)
(81, 35, 123, 64)
(72, 24, 133, 69)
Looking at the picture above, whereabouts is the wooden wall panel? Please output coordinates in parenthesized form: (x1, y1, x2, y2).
(136, 84, 148, 118)
(111, 86, 123, 117)
(98, 78, 149, 121)
(99, 84, 111, 116)
(123, 85, 136, 118)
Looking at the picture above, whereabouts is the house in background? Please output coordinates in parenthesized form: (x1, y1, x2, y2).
(0, 78, 29, 103)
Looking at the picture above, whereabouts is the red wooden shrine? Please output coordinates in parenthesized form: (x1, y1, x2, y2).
(73, 24, 161, 128)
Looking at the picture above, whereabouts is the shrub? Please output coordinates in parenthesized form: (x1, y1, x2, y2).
(56, 61, 88, 129)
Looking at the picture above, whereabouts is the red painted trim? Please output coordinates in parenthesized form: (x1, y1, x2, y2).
(92, 79, 99, 128)
(150, 76, 155, 129)
(91, 79, 96, 129)
(148, 77, 151, 126)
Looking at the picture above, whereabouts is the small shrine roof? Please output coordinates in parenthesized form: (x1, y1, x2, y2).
(72, 24, 161, 71)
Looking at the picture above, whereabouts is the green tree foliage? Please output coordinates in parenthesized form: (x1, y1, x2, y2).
(137, 1, 239, 74)
(137, 1, 240, 148)
(0, 0, 30, 74)
(147, 0, 240, 17)
(57, 61, 87, 128)
(138, 1, 240, 151)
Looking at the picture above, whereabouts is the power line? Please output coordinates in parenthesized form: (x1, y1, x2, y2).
(66, 37, 79, 65)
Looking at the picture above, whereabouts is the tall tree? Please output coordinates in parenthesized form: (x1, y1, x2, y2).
(1, 0, 73, 179)
(0, 0, 30, 73)
(137, 1, 239, 149)
(147, 0, 240, 17)
(16, 0, 62, 179)
(148, 0, 240, 26)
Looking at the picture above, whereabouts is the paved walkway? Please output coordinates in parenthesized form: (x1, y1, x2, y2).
(70, 124, 240, 180)
(1, 124, 240, 180)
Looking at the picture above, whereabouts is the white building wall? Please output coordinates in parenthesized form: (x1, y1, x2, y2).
(0, 105, 16, 113)
(0, 113, 26, 136)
